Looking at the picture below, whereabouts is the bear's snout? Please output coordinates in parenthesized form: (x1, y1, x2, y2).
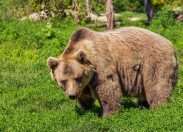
(65, 80, 80, 100)
(66, 89, 78, 100)
(66, 88, 78, 100)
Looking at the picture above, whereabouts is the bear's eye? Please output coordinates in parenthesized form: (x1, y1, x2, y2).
(60, 80, 67, 86)
(75, 76, 83, 84)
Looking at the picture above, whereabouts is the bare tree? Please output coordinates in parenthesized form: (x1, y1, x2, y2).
(40, 0, 45, 10)
(86, 0, 91, 17)
(106, 0, 114, 30)
(145, 0, 154, 23)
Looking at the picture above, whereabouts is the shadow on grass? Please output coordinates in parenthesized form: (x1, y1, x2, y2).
(75, 105, 102, 117)
(121, 98, 150, 109)
(75, 98, 149, 117)
(121, 98, 137, 109)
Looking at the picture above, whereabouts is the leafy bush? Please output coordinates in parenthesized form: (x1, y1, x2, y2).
(171, 0, 183, 8)
(152, 6, 175, 28)
(152, 0, 165, 5)
(114, 0, 144, 13)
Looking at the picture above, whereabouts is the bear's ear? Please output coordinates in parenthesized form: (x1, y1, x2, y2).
(47, 57, 59, 70)
(76, 50, 87, 64)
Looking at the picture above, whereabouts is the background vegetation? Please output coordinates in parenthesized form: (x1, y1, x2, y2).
(0, 0, 183, 131)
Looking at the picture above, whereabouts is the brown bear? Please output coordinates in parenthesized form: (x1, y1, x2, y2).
(47, 27, 178, 117)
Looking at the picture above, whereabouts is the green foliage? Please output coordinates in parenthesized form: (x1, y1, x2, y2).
(0, 0, 73, 20)
(116, 11, 146, 27)
(152, 6, 175, 28)
(146, 6, 183, 47)
(90, 0, 105, 13)
(114, 0, 144, 13)
(152, 0, 165, 5)
(171, 0, 183, 8)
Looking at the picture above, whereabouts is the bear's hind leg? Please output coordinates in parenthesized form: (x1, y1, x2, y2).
(145, 82, 172, 109)
(143, 61, 176, 109)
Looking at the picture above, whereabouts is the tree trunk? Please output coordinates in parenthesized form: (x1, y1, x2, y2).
(86, 0, 91, 17)
(72, 0, 79, 19)
(40, 0, 45, 10)
(106, 0, 114, 30)
(145, 0, 154, 23)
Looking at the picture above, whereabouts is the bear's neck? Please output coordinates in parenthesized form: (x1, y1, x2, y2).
(89, 72, 99, 89)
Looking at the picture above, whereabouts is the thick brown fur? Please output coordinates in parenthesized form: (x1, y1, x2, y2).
(48, 27, 178, 117)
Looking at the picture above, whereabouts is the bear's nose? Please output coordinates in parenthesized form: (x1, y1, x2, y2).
(68, 95, 76, 100)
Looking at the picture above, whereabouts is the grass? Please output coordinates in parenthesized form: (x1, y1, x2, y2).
(0, 11, 183, 131)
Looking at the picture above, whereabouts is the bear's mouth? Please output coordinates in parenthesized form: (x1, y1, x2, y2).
(68, 95, 77, 100)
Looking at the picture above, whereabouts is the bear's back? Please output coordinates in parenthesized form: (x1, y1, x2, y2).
(93, 27, 175, 63)
(62, 27, 176, 67)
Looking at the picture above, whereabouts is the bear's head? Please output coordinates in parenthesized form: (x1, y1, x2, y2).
(47, 50, 94, 100)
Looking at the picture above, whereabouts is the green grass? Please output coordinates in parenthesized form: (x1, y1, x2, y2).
(0, 12, 183, 131)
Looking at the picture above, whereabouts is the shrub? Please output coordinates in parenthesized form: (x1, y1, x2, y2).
(151, 6, 175, 29)
(114, 0, 144, 13)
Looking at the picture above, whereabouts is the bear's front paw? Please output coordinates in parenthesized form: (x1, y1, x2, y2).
(101, 101, 121, 117)
(76, 99, 94, 109)
(101, 111, 112, 118)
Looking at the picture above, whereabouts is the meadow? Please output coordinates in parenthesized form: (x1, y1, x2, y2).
(0, 10, 183, 131)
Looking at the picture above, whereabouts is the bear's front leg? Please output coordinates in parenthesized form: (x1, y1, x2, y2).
(76, 97, 94, 109)
(96, 79, 122, 117)
(76, 86, 95, 109)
